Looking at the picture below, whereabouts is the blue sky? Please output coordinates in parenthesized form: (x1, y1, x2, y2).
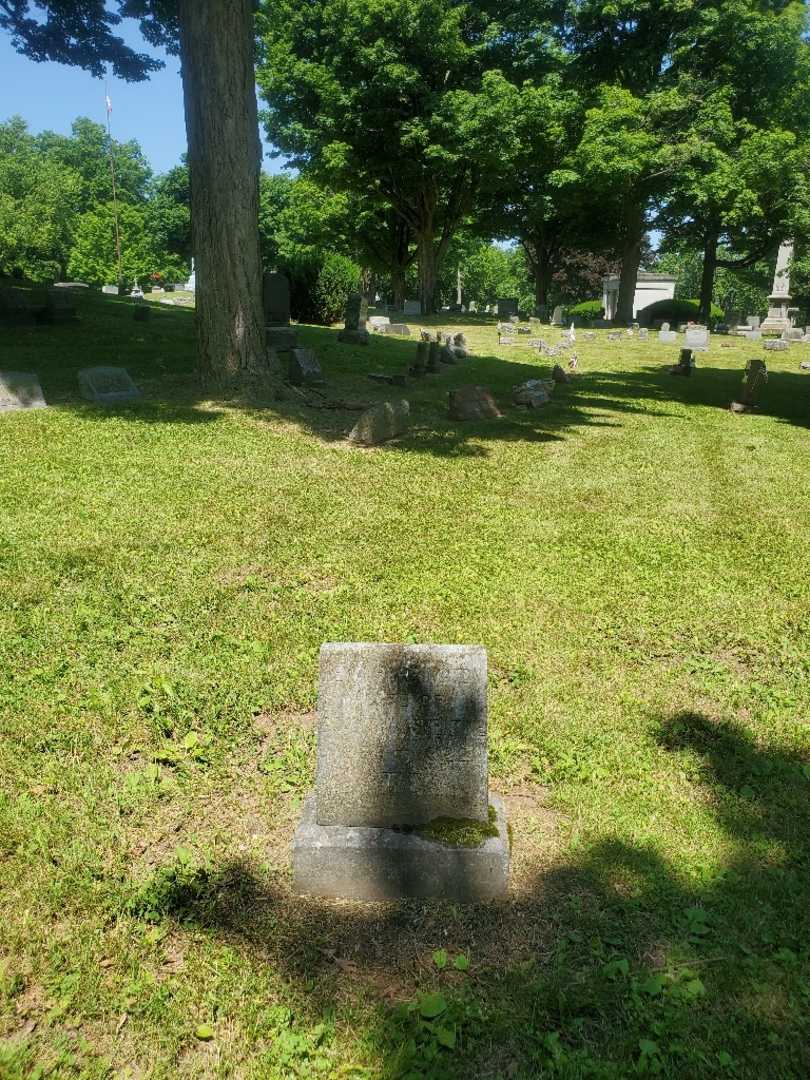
(0, 20, 287, 177)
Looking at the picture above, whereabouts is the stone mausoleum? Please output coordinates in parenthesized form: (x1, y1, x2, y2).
(602, 271, 677, 321)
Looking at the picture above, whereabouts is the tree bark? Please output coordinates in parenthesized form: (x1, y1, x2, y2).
(616, 203, 645, 325)
(391, 267, 406, 309)
(522, 236, 556, 317)
(178, 0, 277, 394)
(698, 228, 719, 323)
(417, 230, 439, 314)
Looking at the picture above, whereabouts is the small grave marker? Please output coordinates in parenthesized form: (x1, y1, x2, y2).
(731, 358, 768, 413)
(684, 326, 709, 352)
(293, 643, 509, 901)
(0, 371, 46, 412)
(287, 348, 324, 386)
(348, 400, 410, 445)
(78, 366, 141, 405)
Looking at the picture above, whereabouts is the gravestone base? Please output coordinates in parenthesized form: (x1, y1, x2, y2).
(338, 328, 370, 345)
(266, 326, 298, 351)
(293, 793, 509, 902)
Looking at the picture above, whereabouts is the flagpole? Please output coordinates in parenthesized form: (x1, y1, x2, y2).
(105, 82, 124, 290)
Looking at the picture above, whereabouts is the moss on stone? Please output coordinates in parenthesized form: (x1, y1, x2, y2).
(416, 804, 499, 847)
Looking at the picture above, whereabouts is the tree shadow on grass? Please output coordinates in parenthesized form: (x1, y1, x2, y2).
(5, 293, 808, 449)
(128, 710, 810, 1077)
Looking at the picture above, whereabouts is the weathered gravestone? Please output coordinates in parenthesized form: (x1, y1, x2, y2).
(550, 305, 564, 326)
(731, 358, 768, 413)
(102, 285, 120, 295)
(638, 328, 649, 341)
(659, 329, 678, 344)
(448, 385, 503, 420)
(53, 281, 89, 290)
(287, 348, 324, 386)
(263, 271, 297, 351)
(338, 293, 370, 344)
(0, 287, 41, 323)
(670, 348, 695, 377)
(403, 299, 421, 316)
(43, 288, 77, 323)
(368, 315, 390, 330)
(293, 643, 510, 901)
(348, 400, 410, 445)
(383, 323, 411, 337)
(497, 297, 519, 319)
(78, 366, 141, 405)
(764, 338, 789, 352)
(0, 371, 46, 412)
(684, 326, 709, 352)
(513, 379, 552, 407)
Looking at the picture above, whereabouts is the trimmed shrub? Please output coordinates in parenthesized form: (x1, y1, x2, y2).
(288, 253, 361, 325)
(638, 297, 723, 327)
(312, 254, 361, 325)
(567, 299, 604, 320)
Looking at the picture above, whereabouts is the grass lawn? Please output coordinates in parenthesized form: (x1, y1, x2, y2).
(1, 290, 809, 1078)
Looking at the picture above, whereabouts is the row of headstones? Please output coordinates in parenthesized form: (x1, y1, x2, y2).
(0, 286, 78, 324)
(0, 367, 141, 412)
(666, 349, 775, 413)
(349, 360, 574, 446)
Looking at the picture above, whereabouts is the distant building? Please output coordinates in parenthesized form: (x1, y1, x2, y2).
(602, 272, 677, 321)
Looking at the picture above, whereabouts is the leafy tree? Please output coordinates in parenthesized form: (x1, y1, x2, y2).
(36, 116, 152, 212)
(654, 245, 770, 319)
(2, 0, 276, 394)
(258, 0, 522, 313)
(561, 0, 810, 323)
(66, 201, 185, 285)
(0, 116, 81, 281)
(550, 248, 620, 307)
(148, 162, 191, 265)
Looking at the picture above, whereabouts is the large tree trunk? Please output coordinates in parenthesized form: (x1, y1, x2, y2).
(391, 267, 406, 309)
(522, 236, 556, 318)
(178, 0, 276, 394)
(616, 203, 645, 325)
(698, 228, 718, 324)
(417, 230, 439, 315)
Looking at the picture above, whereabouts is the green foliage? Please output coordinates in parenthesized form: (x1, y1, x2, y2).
(296, 252, 361, 326)
(654, 247, 771, 319)
(0, 115, 188, 285)
(637, 297, 724, 326)
(258, 0, 526, 309)
(147, 163, 191, 265)
(0, 117, 81, 282)
(67, 201, 185, 287)
(567, 299, 603, 319)
(0, 1, 164, 81)
(36, 117, 152, 213)
(446, 241, 530, 309)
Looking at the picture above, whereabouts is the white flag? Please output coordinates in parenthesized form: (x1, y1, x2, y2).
(105, 95, 112, 115)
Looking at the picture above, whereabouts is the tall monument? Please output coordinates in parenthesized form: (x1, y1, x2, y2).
(761, 241, 794, 333)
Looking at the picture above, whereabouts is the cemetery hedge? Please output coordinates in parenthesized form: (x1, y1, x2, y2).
(638, 298, 724, 328)
(0, 290, 809, 1077)
(567, 299, 604, 320)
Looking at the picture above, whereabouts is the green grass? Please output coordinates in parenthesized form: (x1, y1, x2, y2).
(1, 288, 809, 1078)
